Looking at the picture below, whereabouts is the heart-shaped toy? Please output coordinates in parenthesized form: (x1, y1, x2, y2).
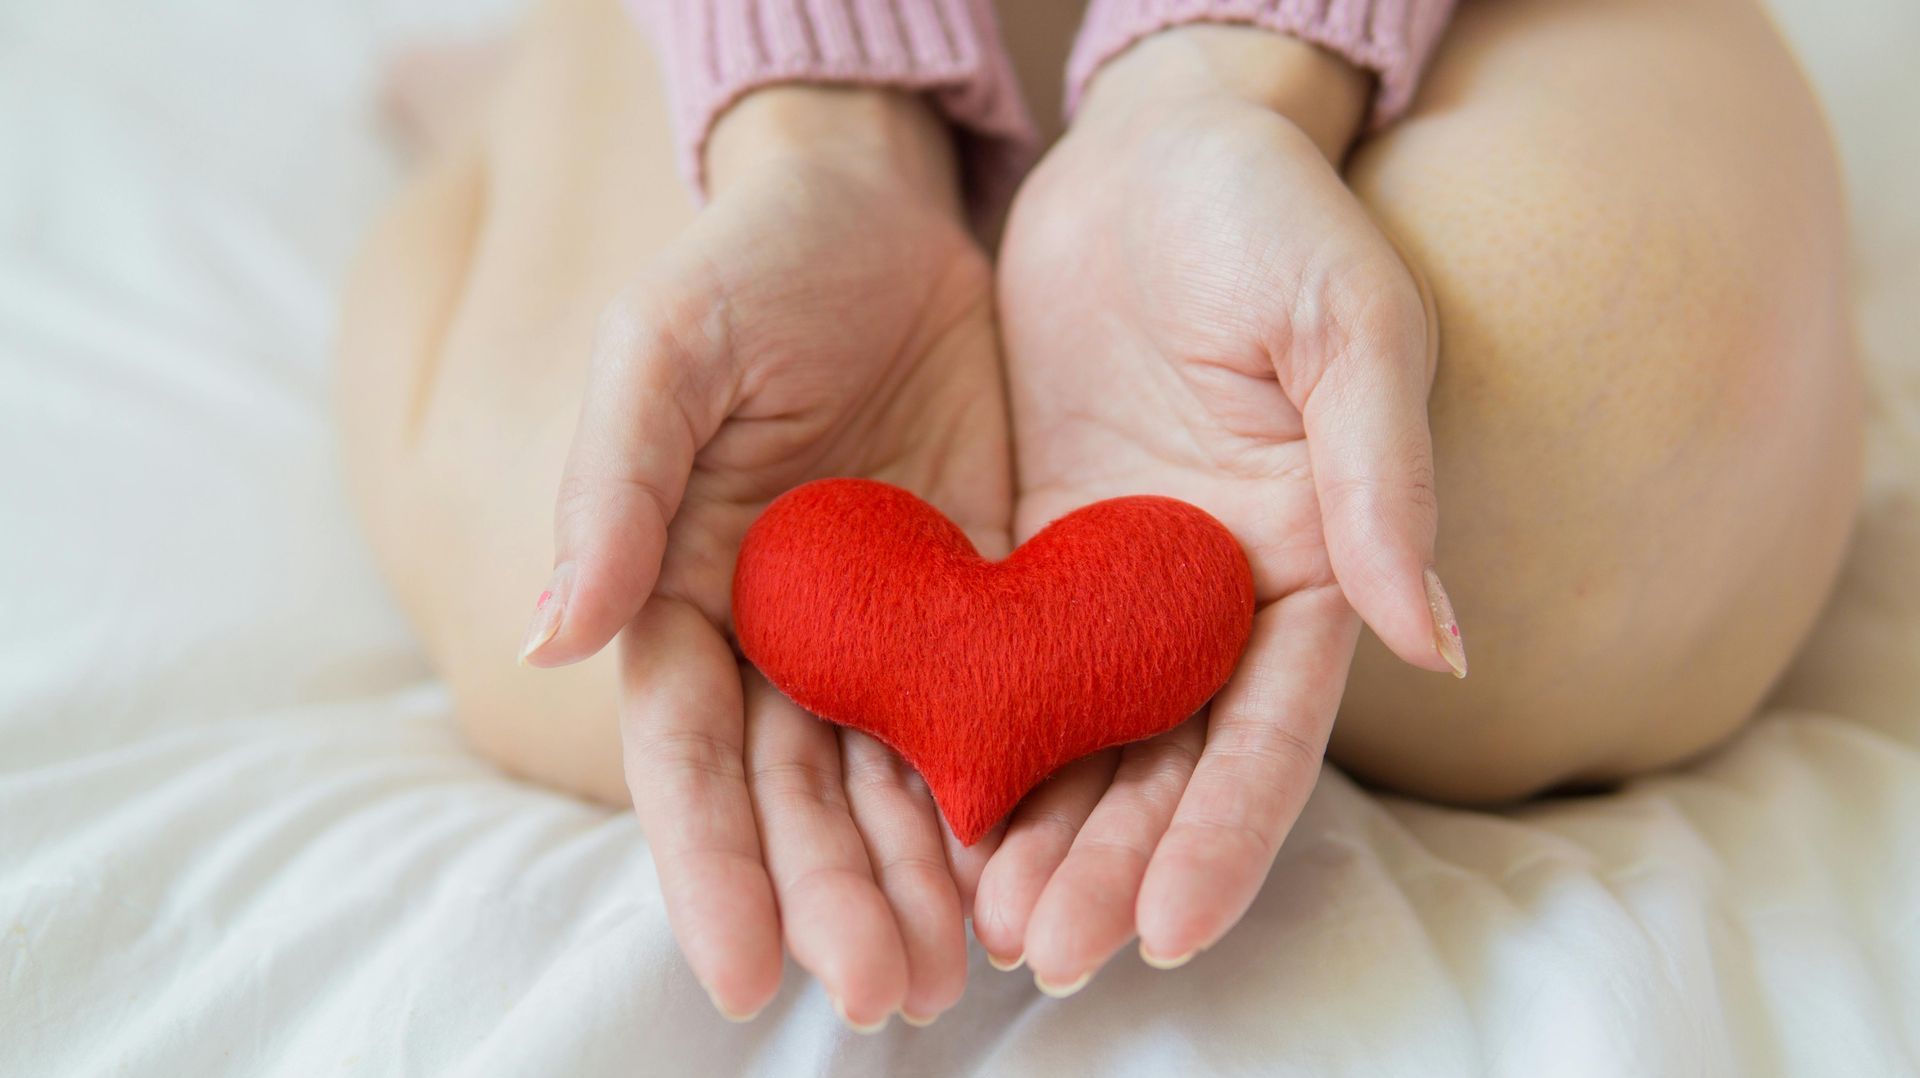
(732, 479, 1255, 845)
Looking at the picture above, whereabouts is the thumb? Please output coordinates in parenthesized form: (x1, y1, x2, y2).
(519, 288, 731, 668)
(1299, 258, 1466, 678)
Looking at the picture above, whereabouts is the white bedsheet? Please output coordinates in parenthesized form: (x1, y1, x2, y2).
(3, 0, 1917, 1074)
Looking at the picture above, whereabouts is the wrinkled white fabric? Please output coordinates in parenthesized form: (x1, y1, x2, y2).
(2, 0, 1916, 1074)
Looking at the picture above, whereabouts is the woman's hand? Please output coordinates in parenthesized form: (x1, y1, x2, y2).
(977, 27, 1464, 990)
(520, 87, 1011, 1027)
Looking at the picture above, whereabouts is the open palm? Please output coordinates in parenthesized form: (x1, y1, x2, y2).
(976, 92, 1456, 989)
(524, 91, 1013, 1028)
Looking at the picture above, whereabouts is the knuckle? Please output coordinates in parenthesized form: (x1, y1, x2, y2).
(841, 740, 910, 796)
(550, 478, 603, 545)
(778, 862, 867, 906)
(630, 727, 745, 791)
(1125, 735, 1203, 780)
(877, 849, 955, 892)
(1111, 742, 1200, 806)
(552, 472, 604, 527)
(1209, 721, 1324, 789)
(1318, 446, 1439, 527)
(1169, 812, 1277, 862)
(1071, 828, 1155, 870)
(1011, 805, 1084, 846)
(748, 757, 848, 813)
(553, 470, 676, 541)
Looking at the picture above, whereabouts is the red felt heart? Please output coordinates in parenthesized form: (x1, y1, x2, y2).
(732, 479, 1255, 845)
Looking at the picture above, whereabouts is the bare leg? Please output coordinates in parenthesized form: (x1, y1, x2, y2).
(338, 0, 1858, 807)
(339, 0, 692, 804)
(1331, 0, 1859, 801)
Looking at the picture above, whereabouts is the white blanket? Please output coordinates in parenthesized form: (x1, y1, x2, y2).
(3, 0, 1916, 1074)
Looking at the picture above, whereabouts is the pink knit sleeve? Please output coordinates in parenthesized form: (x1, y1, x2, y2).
(1066, 0, 1457, 127)
(627, 0, 1038, 214)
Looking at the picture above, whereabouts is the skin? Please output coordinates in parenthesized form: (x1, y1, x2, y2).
(536, 87, 1015, 1025)
(980, 28, 1442, 985)
(340, 0, 1858, 1031)
(976, 5, 1858, 988)
(520, 35, 1454, 1018)
(518, 26, 1461, 1016)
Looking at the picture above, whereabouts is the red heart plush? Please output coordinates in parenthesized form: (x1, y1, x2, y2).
(732, 479, 1254, 845)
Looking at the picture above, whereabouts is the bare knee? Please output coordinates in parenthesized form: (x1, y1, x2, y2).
(1329, 2, 1861, 804)
(1329, 239, 1859, 805)
(1331, 289, 1860, 806)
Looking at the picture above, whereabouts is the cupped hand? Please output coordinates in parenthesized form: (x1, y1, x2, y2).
(975, 27, 1464, 990)
(520, 87, 1011, 1027)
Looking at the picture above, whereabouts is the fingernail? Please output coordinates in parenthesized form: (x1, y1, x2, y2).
(901, 1011, 938, 1028)
(987, 952, 1025, 972)
(832, 997, 891, 1034)
(1139, 942, 1196, 970)
(518, 564, 573, 665)
(706, 987, 762, 1023)
(1033, 970, 1091, 998)
(1423, 566, 1468, 679)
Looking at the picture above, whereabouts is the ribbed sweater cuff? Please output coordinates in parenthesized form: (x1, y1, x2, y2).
(1066, 0, 1456, 128)
(630, 0, 1038, 218)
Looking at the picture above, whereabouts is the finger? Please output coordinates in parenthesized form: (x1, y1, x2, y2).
(1022, 718, 1204, 994)
(969, 751, 1118, 973)
(1135, 586, 1361, 966)
(1297, 251, 1465, 677)
(943, 817, 1002, 915)
(620, 597, 781, 1020)
(743, 673, 909, 1032)
(520, 285, 732, 668)
(840, 731, 970, 1025)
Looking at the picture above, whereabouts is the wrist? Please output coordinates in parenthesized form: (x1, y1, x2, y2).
(1076, 24, 1369, 162)
(706, 85, 964, 217)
